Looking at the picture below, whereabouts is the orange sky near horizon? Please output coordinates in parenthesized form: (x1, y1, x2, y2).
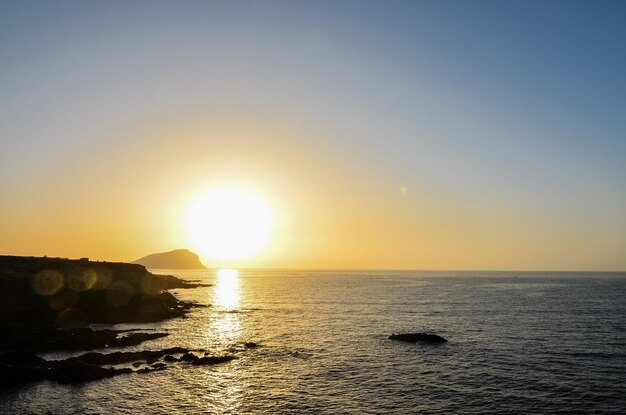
(1, 117, 623, 271)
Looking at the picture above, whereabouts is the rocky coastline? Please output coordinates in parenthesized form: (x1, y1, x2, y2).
(0, 255, 235, 388)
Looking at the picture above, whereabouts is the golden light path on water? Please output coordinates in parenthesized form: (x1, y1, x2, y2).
(208, 268, 243, 344)
(200, 269, 244, 413)
(214, 269, 241, 309)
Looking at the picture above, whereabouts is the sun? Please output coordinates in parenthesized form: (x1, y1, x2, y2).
(185, 187, 273, 261)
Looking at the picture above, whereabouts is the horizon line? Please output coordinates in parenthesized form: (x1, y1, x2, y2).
(2, 254, 624, 274)
(182, 266, 626, 274)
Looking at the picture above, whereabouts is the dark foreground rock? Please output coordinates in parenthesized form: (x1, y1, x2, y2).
(0, 255, 220, 390)
(389, 333, 448, 343)
(0, 348, 235, 388)
(0, 255, 207, 353)
(0, 255, 206, 328)
(65, 347, 189, 366)
(49, 361, 133, 384)
(1, 326, 169, 352)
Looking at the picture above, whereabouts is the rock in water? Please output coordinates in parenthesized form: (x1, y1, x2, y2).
(389, 333, 448, 343)
(192, 356, 235, 365)
(180, 352, 199, 363)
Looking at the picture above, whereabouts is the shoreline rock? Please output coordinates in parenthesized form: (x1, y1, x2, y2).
(0, 255, 218, 389)
(0, 255, 205, 328)
(1, 326, 170, 353)
(0, 348, 236, 387)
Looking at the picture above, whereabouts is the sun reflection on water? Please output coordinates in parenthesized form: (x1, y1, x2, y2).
(209, 269, 243, 347)
(214, 269, 241, 310)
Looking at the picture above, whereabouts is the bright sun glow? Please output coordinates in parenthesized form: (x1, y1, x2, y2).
(186, 187, 273, 261)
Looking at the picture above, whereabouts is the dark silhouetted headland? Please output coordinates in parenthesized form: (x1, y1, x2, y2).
(0, 255, 230, 388)
(132, 249, 206, 269)
(0, 255, 204, 328)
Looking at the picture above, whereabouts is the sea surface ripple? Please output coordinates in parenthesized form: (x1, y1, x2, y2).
(1, 270, 625, 414)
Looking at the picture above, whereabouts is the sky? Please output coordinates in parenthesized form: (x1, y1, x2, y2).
(1, 0, 625, 271)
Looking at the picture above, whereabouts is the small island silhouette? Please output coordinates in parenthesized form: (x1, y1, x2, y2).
(132, 249, 206, 269)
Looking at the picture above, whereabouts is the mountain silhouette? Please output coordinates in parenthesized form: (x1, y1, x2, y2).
(132, 249, 206, 269)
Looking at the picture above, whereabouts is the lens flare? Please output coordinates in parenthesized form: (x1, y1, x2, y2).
(32, 270, 64, 296)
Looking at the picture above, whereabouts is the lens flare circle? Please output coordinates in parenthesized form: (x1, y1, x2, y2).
(32, 270, 64, 296)
(186, 188, 272, 261)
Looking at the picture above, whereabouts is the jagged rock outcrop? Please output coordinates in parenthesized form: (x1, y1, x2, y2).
(0, 255, 214, 389)
(0, 348, 235, 387)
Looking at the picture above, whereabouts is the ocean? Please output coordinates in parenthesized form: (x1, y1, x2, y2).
(1, 270, 625, 414)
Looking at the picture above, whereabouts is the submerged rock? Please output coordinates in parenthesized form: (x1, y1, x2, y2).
(180, 352, 199, 363)
(389, 333, 448, 343)
(151, 363, 167, 370)
(136, 367, 154, 374)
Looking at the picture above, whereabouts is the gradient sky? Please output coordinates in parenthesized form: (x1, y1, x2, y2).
(1, 0, 625, 270)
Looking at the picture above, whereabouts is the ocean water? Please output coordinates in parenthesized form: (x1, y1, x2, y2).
(1, 270, 625, 414)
